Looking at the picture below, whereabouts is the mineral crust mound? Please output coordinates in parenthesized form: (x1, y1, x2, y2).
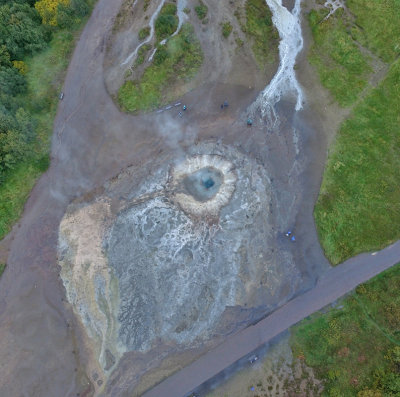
(58, 143, 300, 371)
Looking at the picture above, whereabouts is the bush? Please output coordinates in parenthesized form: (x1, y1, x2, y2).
(160, 3, 177, 16)
(57, 3, 75, 29)
(194, 1, 207, 20)
(135, 44, 151, 66)
(70, 0, 89, 17)
(222, 21, 233, 38)
(155, 15, 178, 40)
(138, 26, 150, 40)
(155, 4, 178, 41)
(153, 45, 168, 65)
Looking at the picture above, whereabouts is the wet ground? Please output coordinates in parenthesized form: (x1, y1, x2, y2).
(0, 0, 337, 396)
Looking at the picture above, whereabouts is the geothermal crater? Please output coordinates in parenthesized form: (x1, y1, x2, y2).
(169, 155, 237, 218)
(58, 143, 299, 371)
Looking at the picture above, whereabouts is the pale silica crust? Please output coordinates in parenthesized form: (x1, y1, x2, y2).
(170, 155, 237, 218)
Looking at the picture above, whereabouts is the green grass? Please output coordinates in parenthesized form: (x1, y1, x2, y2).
(135, 43, 152, 66)
(291, 264, 400, 396)
(308, 8, 372, 107)
(312, 0, 400, 264)
(0, 6, 94, 241)
(314, 59, 400, 264)
(221, 21, 233, 38)
(194, 1, 208, 20)
(347, 0, 400, 63)
(155, 3, 178, 41)
(244, 0, 279, 67)
(138, 26, 150, 40)
(0, 156, 49, 239)
(0, 263, 6, 278)
(118, 24, 203, 112)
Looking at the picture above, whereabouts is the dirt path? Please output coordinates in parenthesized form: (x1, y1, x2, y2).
(143, 242, 400, 397)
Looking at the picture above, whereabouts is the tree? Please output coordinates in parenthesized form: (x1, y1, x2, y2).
(0, 2, 48, 59)
(0, 45, 11, 66)
(0, 108, 35, 174)
(12, 60, 28, 74)
(34, 0, 69, 26)
(0, 66, 26, 95)
(70, 0, 88, 17)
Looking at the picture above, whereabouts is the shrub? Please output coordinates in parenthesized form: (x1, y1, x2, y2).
(153, 45, 168, 65)
(155, 4, 178, 41)
(222, 21, 233, 38)
(138, 26, 150, 40)
(194, 1, 208, 20)
(135, 44, 151, 66)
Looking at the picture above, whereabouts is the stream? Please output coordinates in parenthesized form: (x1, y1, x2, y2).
(250, 0, 304, 125)
(121, 0, 167, 66)
(122, 0, 187, 66)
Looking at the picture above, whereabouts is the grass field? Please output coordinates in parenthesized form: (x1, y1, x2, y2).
(314, 59, 400, 264)
(118, 24, 203, 112)
(347, 0, 400, 63)
(291, 263, 400, 396)
(312, 0, 400, 264)
(0, 14, 94, 242)
(308, 8, 371, 107)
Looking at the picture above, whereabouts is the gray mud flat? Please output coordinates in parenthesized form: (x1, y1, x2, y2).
(0, 0, 334, 396)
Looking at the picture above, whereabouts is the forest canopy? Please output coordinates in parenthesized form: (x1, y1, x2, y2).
(0, 0, 89, 181)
